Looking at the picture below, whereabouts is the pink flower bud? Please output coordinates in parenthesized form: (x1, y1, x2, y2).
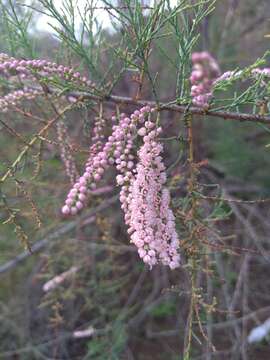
(62, 205, 70, 215)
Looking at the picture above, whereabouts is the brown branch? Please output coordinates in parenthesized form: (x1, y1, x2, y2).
(62, 91, 270, 125)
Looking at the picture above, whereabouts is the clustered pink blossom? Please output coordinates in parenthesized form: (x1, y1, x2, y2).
(61, 113, 116, 215)
(0, 88, 42, 112)
(57, 121, 79, 184)
(0, 54, 95, 89)
(62, 106, 180, 269)
(61, 108, 148, 215)
(115, 107, 153, 225)
(214, 70, 242, 83)
(215, 68, 270, 84)
(0, 53, 12, 62)
(253, 68, 270, 77)
(127, 127, 180, 269)
(190, 51, 220, 108)
(92, 114, 107, 145)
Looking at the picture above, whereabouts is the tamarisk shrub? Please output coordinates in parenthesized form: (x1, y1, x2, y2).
(62, 106, 180, 269)
(1, 0, 270, 354)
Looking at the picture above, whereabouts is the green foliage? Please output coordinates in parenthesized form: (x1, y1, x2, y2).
(149, 297, 177, 318)
(0, 0, 35, 57)
(86, 325, 128, 360)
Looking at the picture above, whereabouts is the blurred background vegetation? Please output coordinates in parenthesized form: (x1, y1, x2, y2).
(0, 0, 270, 359)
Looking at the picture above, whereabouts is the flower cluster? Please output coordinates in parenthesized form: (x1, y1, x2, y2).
(190, 51, 220, 108)
(0, 54, 97, 189)
(57, 121, 79, 184)
(62, 106, 180, 269)
(0, 53, 13, 62)
(215, 68, 270, 83)
(61, 108, 147, 215)
(127, 127, 180, 269)
(0, 88, 42, 113)
(115, 107, 152, 225)
(253, 68, 270, 77)
(0, 55, 95, 89)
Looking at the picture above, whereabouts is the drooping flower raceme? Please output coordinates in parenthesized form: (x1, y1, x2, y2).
(115, 107, 153, 226)
(190, 51, 220, 108)
(0, 88, 43, 112)
(62, 106, 181, 269)
(57, 121, 79, 185)
(0, 54, 97, 115)
(62, 107, 150, 215)
(127, 126, 180, 269)
(0, 57, 95, 89)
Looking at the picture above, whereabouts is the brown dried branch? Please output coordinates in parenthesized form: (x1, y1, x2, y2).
(60, 91, 270, 125)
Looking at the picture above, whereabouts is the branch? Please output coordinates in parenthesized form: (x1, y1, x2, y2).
(64, 91, 270, 125)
